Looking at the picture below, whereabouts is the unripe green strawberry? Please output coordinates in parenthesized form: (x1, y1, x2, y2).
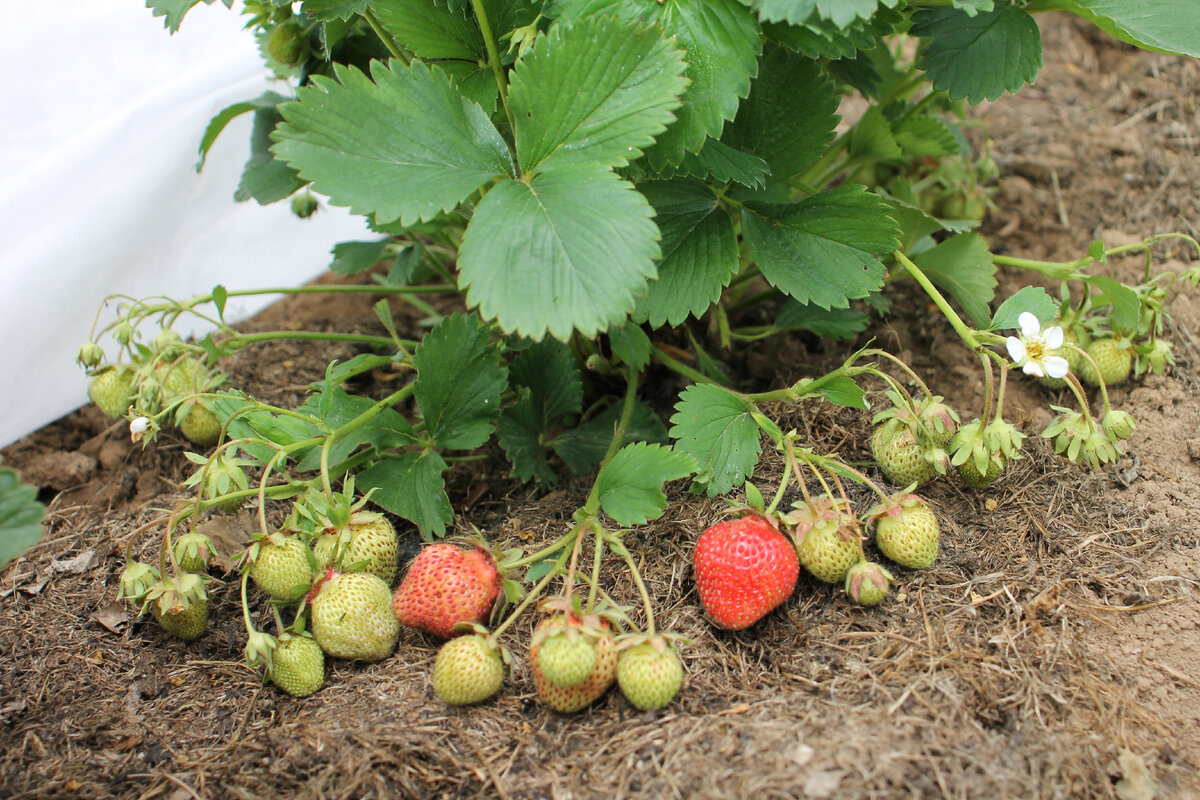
(844, 561, 894, 606)
(173, 531, 216, 573)
(77, 342, 105, 367)
(530, 616, 617, 713)
(617, 641, 683, 711)
(1078, 338, 1132, 387)
(917, 397, 959, 448)
(315, 513, 398, 585)
(180, 403, 221, 446)
(89, 367, 135, 419)
(871, 425, 937, 487)
(269, 634, 325, 698)
(432, 634, 505, 706)
(250, 534, 315, 602)
(534, 631, 597, 689)
(146, 574, 208, 640)
(117, 561, 160, 604)
(789, 497, 860, 584)
(956, 451, 1006, 489)
(267, 20, 308, 67)
(310, 570, 400, 662)
(870, 495, 939, 569)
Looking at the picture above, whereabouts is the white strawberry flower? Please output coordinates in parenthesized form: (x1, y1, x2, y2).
(129, 416, 152, 442)
(1006, 312, 1070, 379)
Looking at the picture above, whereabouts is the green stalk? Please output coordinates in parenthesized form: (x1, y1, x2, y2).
(894, 250, 983, 351)
(221, 331, 409, 350)
(470, 0, 518, 156)
(489, 540, 574, 641)
(582, 370, 640, 517)
(611, 535, 656, 637)
(362, 9, 410, 63)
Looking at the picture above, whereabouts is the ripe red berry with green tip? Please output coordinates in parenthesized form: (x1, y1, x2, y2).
(433, 634, 506, 706)
(530, 616, 617, 713)
(617, 640, 683, 711)
(692, 514, 798, 630)
(269, 634, 325, 698)
(310, 570, 400, 662)
(391, 544, 500, 638)
(870, 495, 939, 569)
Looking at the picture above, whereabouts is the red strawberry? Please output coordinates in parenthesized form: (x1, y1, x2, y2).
(692, 514, 799, 630)
(391, 544, 500, 638)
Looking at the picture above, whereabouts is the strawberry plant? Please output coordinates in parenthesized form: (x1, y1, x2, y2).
(96, 0, 1200, 704)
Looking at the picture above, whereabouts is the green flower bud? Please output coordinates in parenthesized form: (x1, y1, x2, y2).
(1102, 410, 1136, 442)
(77, 342, 105, 367)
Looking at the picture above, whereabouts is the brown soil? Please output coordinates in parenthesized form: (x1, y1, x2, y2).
(3, 19, 1199, 800)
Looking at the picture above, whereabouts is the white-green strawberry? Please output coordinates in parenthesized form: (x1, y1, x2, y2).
(870, 495, 939, 569)
(534, 631, 597, 689)
(269, 634, 325, 697)
(314, 512, 398, 585)
(432, 634, 505, 706)
(249, 533, 315, 602)
(616, 640, 683, 711)
(1078, 338, 1132, 387)
(89, 366, 135, 419)
(146, 574, 208, 640)
(871, 424, 937, 487)
(173, 531, 216, 573)
(789, 497, 861, 584)
(844, 561, 895, 606)
(310, 570, 399, 662)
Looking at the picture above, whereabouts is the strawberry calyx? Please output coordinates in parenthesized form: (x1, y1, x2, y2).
(306, 568, 339, 605)
(865, 491, 925, 523)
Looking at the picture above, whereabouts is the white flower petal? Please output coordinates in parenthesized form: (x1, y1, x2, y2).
(1022, 361, 1045, 377)
(130, 417, 151, 434)
(1043, 326, 1064, 350)
(1018, 312, 1041, 338)
(1006, 336, 1027, 363)
(1044, 355, 1070, 379)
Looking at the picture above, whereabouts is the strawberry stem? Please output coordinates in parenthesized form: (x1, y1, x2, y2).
(609, 533, 656, 638)
(489, 537, 575, 642)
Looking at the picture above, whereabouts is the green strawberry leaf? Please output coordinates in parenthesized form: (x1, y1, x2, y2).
(509, 15, 689, 173)
(991, 286, 1058, 330)
(741, 185, 899, 309)
(847, 106, 903, 163)
(371, 0, 483, 60)
(495, 391, 559, 486)
(551, 0, 762, 168)
(608, 322, 652, 373)
(722, 48, 840, 184)
(197, 91, 287, 171)
(669, 384, 761, 496)
(358, 451, 454, 539)
(774, 301, 870, 339)
(272, 59, 515, 226)
(147, 0, 229, 33)
(507, 339, 583, 430)
(1083, 276, 1142, 333)
(814, 375, 869, 409)
(593, 443, 697, 526)
(912, 5, 1043, 104)
(458, 165, 660, 340)
(236, 108, 305, 205)
(301, 0, 370, 20)
(413, 313, 507, 450)
(0, 467, 45, 569)
(1029, 0, 1200, 57)
(329, 240, 391, 276)
(294, 386, 416, 471)
(746, 0, 899, 26)
(552, 402, 667, 476)
(909, 232, 997, 328)
(664, 139, 770, 189)
(633, 180, 740, 328)
(893, 116, 959, 158)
